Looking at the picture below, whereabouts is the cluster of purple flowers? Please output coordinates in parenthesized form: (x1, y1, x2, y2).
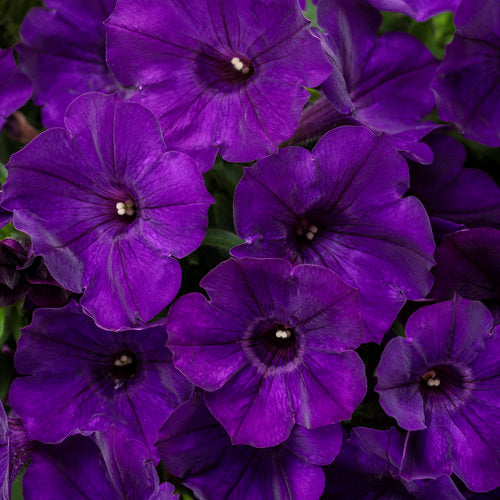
(0, 0, 499, 498)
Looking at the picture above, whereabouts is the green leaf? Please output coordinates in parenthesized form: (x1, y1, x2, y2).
(391, 319, 406, 337)
(10, 464, 26, 500)
(202, 228, 243, 251)
(304, 0, 318, 27)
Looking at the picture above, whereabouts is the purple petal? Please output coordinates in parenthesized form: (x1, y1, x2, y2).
(0, 49, 32, 131)
(431, 0, 500, 146)
(17, 0, 119, 127)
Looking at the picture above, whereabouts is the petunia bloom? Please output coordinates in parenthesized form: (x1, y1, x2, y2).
(430, 228, 500, 325)
(324, 427, 464, 499)
(431, 0, 500, 147)
(2, 92, 213, 330)
(167, 257, 366, 447)
(17, 0, 124, 128)
(233, 126, 435, 342)
(23, 428, 177, 500)
(9, 302, 193, 454)
(290, 0, 439, 164)
(365, 0, 459, 21)
(409, 134, 500, 241)
(156, 393, 342, 500)
(376, 297, 500, 492)
(0, 49, 32, 132)
(105, 0, 331, 170)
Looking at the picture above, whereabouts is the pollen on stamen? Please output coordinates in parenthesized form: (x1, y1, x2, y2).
(116, 199, 135, 217)
(275, 328, 292, 339)
(114, 354, 133, 367)
(422, 369, 441, 387)
(231, 56, 250, 74)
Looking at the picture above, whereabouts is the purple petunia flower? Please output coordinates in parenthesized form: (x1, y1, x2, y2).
(9, 302, 193, 455)
(431, 0, 500, 147)
(0, 238, 71, 309)
(156, 393, 342, 500)
(324, 427, 464, 499)
(290, 0, 439, 164)
(2, 92, 213, 330)
(0, 49, 32, 132)
(430, 228, 500, 325)
(376, 297, 500, 492)
(23, 428, 177, 500)
(166, 257, 366, 448)
(17, 0, 125, 128)
(409, 134, 500, 240)
(105, 0, 331, 171)
(232, 126, 435, 342)
(365, 0, 459, 21)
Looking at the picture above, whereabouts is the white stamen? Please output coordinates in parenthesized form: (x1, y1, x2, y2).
(309, 225, 318, 234)
(306, 231, 314, 240)
(427, 378, 441, 387)
(241, 66, 250, 74)
(116, 199, 136, 217)
(275, 328, 292, 339)
(231, 56, 249, 73)
(114, 354, 133, 367)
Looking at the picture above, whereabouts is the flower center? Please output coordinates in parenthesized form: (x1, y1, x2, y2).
(195, 49, 254, 93)
(296, 219, 319, 241)
(422, 369, 440, 387)
(419, 363, 474, 408)
(243, 321, 300, 373)
(109, 350, 138, 390)
(116, 199, 135, 217)
(230, 56, 251, 75)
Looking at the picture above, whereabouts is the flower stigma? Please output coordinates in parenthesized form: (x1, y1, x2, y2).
(116, 199, 135, 217)
(275, 328, 292, 339)
(296, 219, 319, 241)
(422, 369, 441, 387)
(114, 353, 134, 367)
(231, 56, 250, 75)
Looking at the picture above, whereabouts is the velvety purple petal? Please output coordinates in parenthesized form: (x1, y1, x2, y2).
(350, 32, 437, 134)
(93, 427, 158, 498)
(401, 415, 454, 482)
(23, 436, 120, 500)
(366, 0, 459, 21)
(471, 325, 500, 404)
(148, 482, 178, 500)
(408, 298, 493, 376)
(376, 337, 428, 431)
(288, 265, 364, 351)
(0, 49, 32, 129)
(106, 0, 331, 164)
(285, 424, 343, 466)
(406, 475, 465, 500)
(285, 350, 366, 429)
(410, 134, 500, 236)
(156, 393, 231, 478)
(318, 0, 437, 135)
(205, 363, 295, 447)
(167, 293, 248, 391)
(431, 0, 500, 146)
(318, 0, 381, 90)
(79, 234, 181, 330)
(17, 0, 118, 127)
(431, 229, 500, 311)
